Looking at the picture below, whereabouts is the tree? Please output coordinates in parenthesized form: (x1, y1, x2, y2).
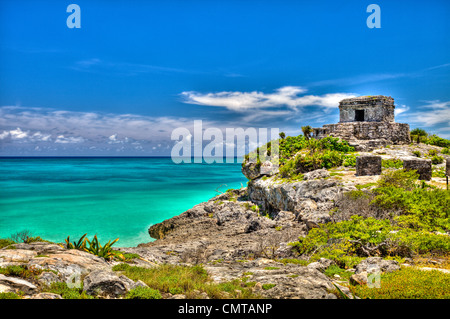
(279, 132, 286, 139)
(410, 128, 427, 144)
(301, 126, 312, 140)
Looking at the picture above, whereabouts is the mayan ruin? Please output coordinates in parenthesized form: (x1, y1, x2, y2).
(312, 95, 411, 151)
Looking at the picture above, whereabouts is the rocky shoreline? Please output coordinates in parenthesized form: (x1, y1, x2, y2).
(1, 143, 449, 299)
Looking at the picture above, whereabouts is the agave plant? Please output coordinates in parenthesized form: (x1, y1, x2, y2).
(84, 235, 120, 260)
(65, 233, 87, 250)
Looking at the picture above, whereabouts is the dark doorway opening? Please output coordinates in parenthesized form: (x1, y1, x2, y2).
(355, 109, 365, 122)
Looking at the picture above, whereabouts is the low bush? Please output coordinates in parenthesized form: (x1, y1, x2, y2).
(431, 155, 444, 164)
(351, 267, 450, 299)
(112, 263, 259, 299)
(381, 158, 403, 169)
(44, 282, 94, 299)
(125, 286, 162, 299)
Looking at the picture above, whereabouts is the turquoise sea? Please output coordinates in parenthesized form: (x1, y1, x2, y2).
(0, 157, 246, 247)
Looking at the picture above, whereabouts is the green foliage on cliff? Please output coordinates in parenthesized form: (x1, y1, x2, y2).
(276, 136, 355, 178)
(289, 169, 450, 268)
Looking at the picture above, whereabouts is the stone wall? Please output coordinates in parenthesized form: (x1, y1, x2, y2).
(339, 96, 395, 123)
(312, 122, 410, 151)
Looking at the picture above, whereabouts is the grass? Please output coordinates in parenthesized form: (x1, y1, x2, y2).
(351, 267, 450, 299)
(112, 263, 260, 299)
(44, 282, 94, 299)
(323, 265, 353, 280)
(0, 292, 22, 299)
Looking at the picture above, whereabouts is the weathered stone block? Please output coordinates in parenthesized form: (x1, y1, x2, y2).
(403, 159, 432, 181)
(356, 156, 381, 176)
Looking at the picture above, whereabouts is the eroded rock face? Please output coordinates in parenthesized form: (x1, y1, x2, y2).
(247, 173, 355, 224)
(205, 259, 337, 299)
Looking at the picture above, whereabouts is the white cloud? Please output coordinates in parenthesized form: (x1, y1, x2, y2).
(403, 100, 450, 127)
(181, 86, 356, 112)
(55, 135, 85, 144)
(0, 127, 51, 142)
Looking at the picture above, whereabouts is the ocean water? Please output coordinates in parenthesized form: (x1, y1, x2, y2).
(0, 157, 246, 247)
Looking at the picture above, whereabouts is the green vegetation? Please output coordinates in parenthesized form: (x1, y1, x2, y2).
(0, 238, 15, 249)
(425, 134, 450, 148)
(324, 265, 353, 280)
(0, 265, 49, 280)
(112, 263, 260, 299)
(431, 155, 444, 165)
(65, 234, 122, 261)
(351, 267, 450, 299)
(433, 167, 446, 178)
(262, 284, 276, 290)
(125, 286, 162, 299)
(381, 158, 403, 169)
(277, 136, 355, 178)
(410, 128, 450, 147)
(412, 150, 421, 157)
(289, 169, 450, 268)
(410, 128, 428, 144)
(9, 230, 48, 244)
(44, 282, 94, 299)
(301, 125, 312, 140)
(0, 292, 22, 299)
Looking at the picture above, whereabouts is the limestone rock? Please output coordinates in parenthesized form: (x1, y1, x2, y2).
(83, 270, 132, 297)
(0, 274, 37, 294)
(355, 257, 400, 274)
(30, 293, 63, 299)
(303, 169, 330, 180)
(350, 272, 368, 286)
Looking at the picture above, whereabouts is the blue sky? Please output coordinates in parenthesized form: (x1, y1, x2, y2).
(0, 0, 449, 156)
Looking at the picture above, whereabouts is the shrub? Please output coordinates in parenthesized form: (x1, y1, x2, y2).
(412, 150, 421, 157)
(351, 267, 450, 299)
(343, 154, 357, 167)
(442, 147, 450, 155)
(376, 169, 419, 191)
(126, 286, 162, 299)
(9, 230, 47, 244)
(66, 234, 121, 260)
(431, 155, 444, 165)
(428, 149, 438, 156)
(0, 292, 21, 299)
(381, 158, 403, 169)
(44, 282, 93, 299)
(0, 238, 15, 249)
(425, 134, 450, 148)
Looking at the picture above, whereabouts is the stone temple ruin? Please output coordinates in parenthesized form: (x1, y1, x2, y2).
(312, 95, 410, 151)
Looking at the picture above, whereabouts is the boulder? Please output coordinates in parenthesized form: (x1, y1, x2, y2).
(83, 270, 132, 297)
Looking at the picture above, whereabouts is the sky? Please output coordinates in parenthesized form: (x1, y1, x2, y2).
(0, 0, 449, 156)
